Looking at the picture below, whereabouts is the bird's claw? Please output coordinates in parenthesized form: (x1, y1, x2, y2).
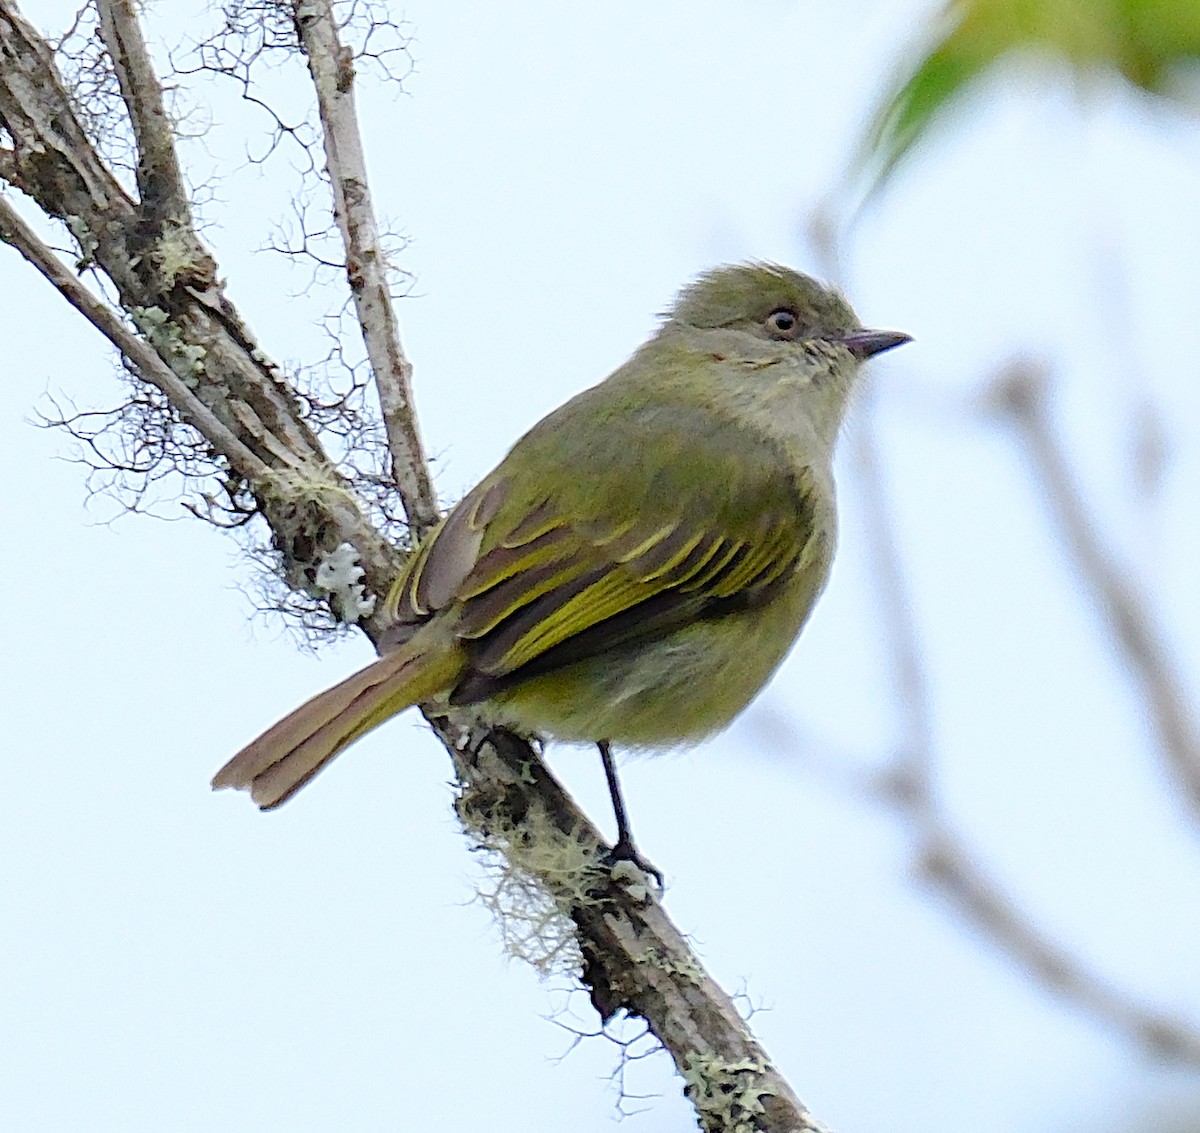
(603, 837, 664, 892)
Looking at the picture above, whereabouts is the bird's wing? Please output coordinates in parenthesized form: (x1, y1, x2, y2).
(385, 388, 828, 695)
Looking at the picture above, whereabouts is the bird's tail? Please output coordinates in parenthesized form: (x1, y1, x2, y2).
(212, 631, 467, 809)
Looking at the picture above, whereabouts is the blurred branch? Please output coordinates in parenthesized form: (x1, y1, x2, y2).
(920, 829, 1200, 1062)
(847, 400, 1200, 1066)
(988, 362, 1200, 825)
(810, 194, 1200, 1065)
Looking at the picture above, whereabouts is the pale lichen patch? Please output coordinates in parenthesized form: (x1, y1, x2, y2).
(681, 1053, 782, 1133)
(312, 541, 375, 622)
(131, 304, 206, 387)
(466, 797, 597, 978)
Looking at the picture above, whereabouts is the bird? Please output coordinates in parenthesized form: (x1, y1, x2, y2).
(213, 262, 909, 862)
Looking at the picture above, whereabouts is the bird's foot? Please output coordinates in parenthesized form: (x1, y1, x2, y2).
(602, 836, 664, 893)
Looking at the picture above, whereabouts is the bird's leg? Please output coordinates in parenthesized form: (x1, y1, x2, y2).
(597, 740, 662, 887)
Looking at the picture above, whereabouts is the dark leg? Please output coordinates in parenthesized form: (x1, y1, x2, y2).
(598, 740, 662, 886)
(599, 740, 635, 856)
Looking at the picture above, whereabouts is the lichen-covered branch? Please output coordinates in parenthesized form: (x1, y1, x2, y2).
(0, 0, 400, 632)
(0, 194, 265, 478)
(989, 362, 1200, 825)
(442, 721, 827, 1133)
(291, 0, 438, 535)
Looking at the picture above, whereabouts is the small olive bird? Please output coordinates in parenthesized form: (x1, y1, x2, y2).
(213, 263, 909, 859)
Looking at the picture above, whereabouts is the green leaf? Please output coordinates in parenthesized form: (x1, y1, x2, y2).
(854, 0, 1200, 201)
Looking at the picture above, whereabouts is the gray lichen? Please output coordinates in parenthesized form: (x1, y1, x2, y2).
(131, 304, 206, 386)
(681, 1053, 782, 1133)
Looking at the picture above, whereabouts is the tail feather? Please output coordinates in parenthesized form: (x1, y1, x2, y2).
(212, 634, 466, 809)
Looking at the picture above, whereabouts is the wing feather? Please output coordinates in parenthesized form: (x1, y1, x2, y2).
(381, 389, 826, 697)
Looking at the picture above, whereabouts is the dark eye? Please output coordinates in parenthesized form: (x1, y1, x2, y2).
(766, 309, 798, 337)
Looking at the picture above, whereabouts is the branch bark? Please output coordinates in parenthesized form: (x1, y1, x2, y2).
(444, 722, 825, 1133)
(292, 0, 438, 535)
(0, 194, 266, 478)
(0, 0, 401, 630)
(96, 0, 193, 229)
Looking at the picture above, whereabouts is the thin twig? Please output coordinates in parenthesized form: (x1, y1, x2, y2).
(291, 0, 438, 534)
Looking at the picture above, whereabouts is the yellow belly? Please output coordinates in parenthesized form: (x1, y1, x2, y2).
(489, 554, 830, 748)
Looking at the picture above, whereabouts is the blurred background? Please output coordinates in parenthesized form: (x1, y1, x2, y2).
(2, 1, 1198, 1130)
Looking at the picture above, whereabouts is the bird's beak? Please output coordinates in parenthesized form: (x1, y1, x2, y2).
(837, 329, 912, 359)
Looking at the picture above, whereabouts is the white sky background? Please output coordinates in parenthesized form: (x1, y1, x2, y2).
(2, 1, 1200, 1131)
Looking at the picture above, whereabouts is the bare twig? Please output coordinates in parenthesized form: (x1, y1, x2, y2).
(171, 3, 320, 171)
(988, 362, 1200, 823)
(291, 0, 438, 534)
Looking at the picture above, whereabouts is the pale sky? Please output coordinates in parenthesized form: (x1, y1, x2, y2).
(2, 2, 1199, 1131)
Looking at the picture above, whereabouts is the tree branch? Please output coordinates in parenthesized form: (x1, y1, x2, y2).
(805, 203, 1200, 1066)
(0, 0, 401, 630)
(441, 721, 827, 1133)
(95, 0, 193, 227)
(0, 3, 137, 230)
(291, 0, 438, 534)
(921, 828, 1200, 1062)
(0, 194, 265, 478)
(0, 143, 19, 184)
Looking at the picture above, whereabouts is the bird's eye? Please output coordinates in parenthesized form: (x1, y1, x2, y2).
(766, 309, 799, 337)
